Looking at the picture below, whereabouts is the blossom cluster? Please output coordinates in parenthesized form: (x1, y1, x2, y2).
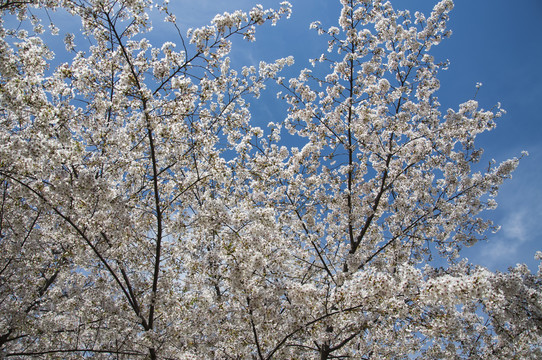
(0, 0, 539, 359)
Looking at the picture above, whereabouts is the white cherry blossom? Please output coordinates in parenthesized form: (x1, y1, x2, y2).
(0, 0, 539, 359)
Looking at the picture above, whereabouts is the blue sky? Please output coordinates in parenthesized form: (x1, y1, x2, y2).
(440, 0, 542, 272)
(164, 0, 542, 272)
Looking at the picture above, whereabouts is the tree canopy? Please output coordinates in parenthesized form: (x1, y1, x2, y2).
(0, 0, 540, 358)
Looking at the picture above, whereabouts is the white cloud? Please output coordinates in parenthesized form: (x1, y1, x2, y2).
(502, 211, 529, 244)
(473, 213, 525, 267)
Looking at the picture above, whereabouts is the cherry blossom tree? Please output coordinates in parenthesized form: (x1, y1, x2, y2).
(0, 0, 540, 359)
